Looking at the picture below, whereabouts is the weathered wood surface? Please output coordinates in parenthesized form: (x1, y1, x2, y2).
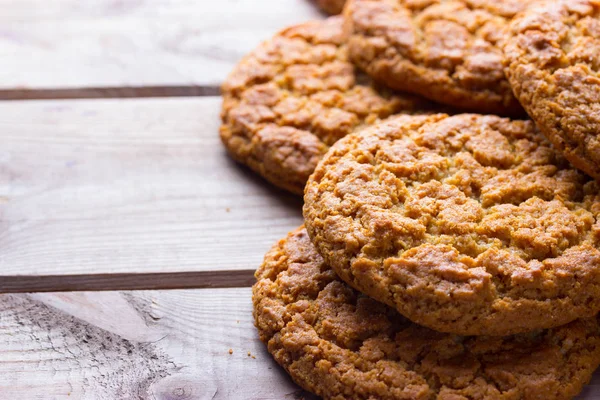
(0, 98, 303, 287)
(0, 0, 323, 98)
(0, 289, 596, 399)
(0, 289, 315, 399)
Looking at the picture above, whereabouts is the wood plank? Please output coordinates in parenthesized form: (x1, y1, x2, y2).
(0, 98, 304, 282)
(0, 270, 255, 293)
(0, 289, 315, 399)
(0, 86, 221, 101)
(0, 289, 597, 399)
(0, 0, 323, 97)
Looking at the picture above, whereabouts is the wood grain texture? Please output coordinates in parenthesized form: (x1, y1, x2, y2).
(0, 289, 316, 399)
(0, 289, 596, 399)
(0, 0, 322, 97)
(0, 98, 303, 279)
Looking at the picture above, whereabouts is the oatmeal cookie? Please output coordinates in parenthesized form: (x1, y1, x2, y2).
(304, 113, 600, 336)
(344, 0, 528, 115)
(503, 0, 600, 181)
(220, 17, 433, 195)
(254, 227, 600, 400)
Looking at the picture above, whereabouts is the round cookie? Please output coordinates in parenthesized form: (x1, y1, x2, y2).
(304, 113, 600, 336)
(221, 17, 433, 195)
(317, 0, 347, 15)
(503, 0, 600, 182)
(254, 227, 600, 400)
(344, 0, 528, 116)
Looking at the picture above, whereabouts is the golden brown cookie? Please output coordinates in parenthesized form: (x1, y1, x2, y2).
(220, 17, 433, 195)
(254, 227, 600, 400)
(503, 0, 600, 182)
(304, 113, 600, 336)
(317, 0, 347, 15)
(344, 0, 528, 116)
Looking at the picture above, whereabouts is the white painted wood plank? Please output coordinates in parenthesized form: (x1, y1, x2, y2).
(0, 289, 314, 399)
(0, 0, 323, 94)
(0, 98, 303, 277)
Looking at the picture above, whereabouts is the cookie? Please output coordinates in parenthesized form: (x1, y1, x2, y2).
(503, 0, 600, 182)
(304, 113, 600, 336)
(344, 0, 528, 116)
(254, 227, 600, 400)
(220, 17, 433, 195)
(317, 0, 347, 15)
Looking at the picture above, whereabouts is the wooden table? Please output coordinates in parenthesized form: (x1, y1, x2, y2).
(0, 1, 598, 399)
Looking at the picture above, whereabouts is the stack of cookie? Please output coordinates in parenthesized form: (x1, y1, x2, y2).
(221, 0, 600, 398)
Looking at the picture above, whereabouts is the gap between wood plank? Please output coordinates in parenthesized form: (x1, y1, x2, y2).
(0, 85, 221, 100)
(0, 270, 256, 293)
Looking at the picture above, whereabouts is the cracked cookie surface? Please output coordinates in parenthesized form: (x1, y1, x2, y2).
(221, 17, 432, 195)
(503, 0, 600, 182)
(254, 227, 600, 400)
(345, 0, 528, 116)
(304, 113, 600, 336)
